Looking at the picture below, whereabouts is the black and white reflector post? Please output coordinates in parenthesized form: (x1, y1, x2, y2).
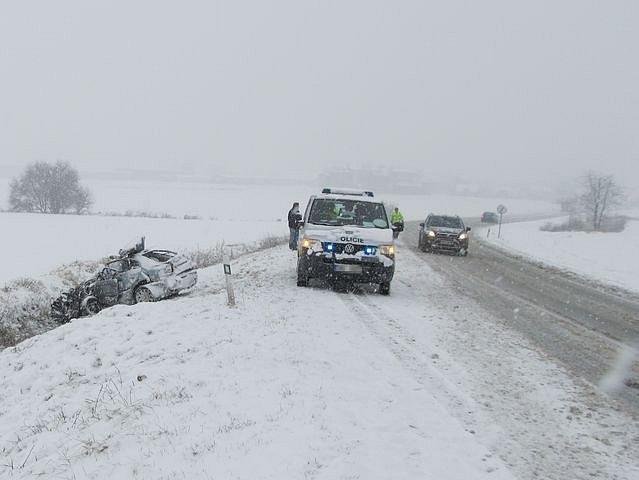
(223, 254, 236, 307)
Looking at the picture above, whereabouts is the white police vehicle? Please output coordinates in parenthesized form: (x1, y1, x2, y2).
(296, 188, 396, 294)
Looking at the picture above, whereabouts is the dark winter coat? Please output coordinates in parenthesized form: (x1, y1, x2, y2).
(288, 208, 302, 229)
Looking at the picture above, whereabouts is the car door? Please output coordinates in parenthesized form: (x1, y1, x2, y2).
(94, 267, 120, 306)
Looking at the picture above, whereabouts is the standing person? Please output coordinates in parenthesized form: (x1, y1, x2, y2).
(390, 206, 404, 238)
(288, 202, 302, 250)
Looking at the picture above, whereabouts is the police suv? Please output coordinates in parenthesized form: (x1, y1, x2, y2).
(296, 188, 396, 294)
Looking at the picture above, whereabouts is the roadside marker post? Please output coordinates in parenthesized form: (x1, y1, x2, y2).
(222, 246, 236, 307)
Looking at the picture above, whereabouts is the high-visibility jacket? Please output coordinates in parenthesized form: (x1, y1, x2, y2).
(391, 210, 404, 224)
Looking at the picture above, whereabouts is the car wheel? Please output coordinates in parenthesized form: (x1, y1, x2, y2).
(296, 262, 309, 287)
(83, 298, 101, 316)
(297, 274, 308, 287)
(332, 279, 349, 293)
(379, 282, 391, 295)
(134, 286, 154, 303)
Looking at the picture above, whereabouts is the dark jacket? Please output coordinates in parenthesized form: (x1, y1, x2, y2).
(288, 208, 302, 229)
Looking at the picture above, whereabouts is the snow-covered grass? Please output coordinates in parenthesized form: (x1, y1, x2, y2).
(479, 218, 639, 293)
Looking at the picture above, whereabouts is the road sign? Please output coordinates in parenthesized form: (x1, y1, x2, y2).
(496, 204, 507, 238)
(224, 264, 232, 275)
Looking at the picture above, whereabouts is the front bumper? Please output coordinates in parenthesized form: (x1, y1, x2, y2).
(423, 236, 468, 252)
(298, 253, 394, 283)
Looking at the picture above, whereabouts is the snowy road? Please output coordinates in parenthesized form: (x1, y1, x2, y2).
(403, 220, 639, 415)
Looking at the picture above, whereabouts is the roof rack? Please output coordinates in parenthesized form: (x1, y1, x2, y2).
(321, 187, 374, 197)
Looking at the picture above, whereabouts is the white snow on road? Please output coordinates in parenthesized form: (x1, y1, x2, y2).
(1, 245, 637, 479)
(478, 218, 639, 293)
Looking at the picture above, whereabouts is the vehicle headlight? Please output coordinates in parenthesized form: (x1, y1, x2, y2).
(427, 230, 436, 238)
(459, 233, 467, 240)
(300, 237, 321, 252)
(380, 244, 395, 259)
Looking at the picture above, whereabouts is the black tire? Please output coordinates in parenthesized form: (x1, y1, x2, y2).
(332, 279, 349, 293)
(84, 298, 102, 316)
(379, 282, 391, 295)
(296, 262, 308, 287)
(134, 286, 153, 303)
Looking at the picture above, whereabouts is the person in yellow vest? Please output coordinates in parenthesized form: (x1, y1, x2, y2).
(390, 207, 404, 238)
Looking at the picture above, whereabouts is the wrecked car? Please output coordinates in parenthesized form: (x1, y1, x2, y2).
(51, 238, 197, 322)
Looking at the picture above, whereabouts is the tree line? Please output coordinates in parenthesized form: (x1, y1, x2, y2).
(8, 161, 92, 214)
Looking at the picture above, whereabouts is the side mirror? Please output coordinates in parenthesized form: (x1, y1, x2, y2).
(419, 222, 425, 228)
(466, 226, 471, 232)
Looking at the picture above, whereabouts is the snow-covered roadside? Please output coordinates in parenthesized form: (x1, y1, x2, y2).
(477, 218, 639, 293)
(2, 244, 637, 479)
(0, 247, 513, 480)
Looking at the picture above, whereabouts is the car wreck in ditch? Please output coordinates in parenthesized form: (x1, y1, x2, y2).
(51, 238, 197, 323)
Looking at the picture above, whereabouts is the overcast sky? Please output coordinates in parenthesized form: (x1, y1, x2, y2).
(1, 1, 637, 187)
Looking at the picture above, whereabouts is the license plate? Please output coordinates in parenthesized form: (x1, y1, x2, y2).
(334, 264, 362, 274)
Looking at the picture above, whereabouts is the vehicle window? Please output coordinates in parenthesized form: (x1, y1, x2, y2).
(308, 199, 389, 228)
(427, 216, 463, 229)
(143, 251, 175, 262)
(106, 260, 128, 272)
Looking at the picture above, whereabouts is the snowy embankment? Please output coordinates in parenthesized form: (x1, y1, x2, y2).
(478, 218, 639, 293)
(1, 245, 637, 479)
(0, 247, 512, 480)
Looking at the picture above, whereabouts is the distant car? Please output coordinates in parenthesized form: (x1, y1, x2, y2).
(418, 214, 470, 256)
(481, 211, 499, 223)
(51, 238, 197, 322)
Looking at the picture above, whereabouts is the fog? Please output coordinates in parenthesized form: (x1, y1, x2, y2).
(1, 1, 637, 189)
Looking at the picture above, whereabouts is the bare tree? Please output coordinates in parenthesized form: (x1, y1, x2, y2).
(8, 161, 92, 214)
(580, 171, 624, 231)
(72, 186, 93, 214)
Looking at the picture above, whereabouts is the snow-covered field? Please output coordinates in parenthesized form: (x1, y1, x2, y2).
(0, 212, 282, 286)
(1, 245, 636, 479)
(0, 177, 556, 286)
(0, 177, 558, 222)
(479, 218, 639, 293)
